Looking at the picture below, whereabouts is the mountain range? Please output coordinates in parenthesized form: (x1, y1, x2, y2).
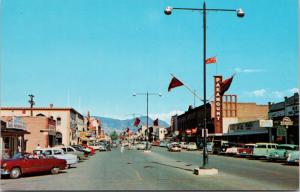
(92, 116, 169, 134)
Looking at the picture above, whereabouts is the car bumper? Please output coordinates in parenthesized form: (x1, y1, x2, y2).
(1, 169, 10, 175)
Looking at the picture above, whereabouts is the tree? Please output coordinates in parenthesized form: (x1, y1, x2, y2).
(110, 131, 118, 141)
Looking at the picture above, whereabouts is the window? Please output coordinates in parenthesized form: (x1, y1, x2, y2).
(256, 145, 266, 148)
(61, 148, 66, 152)
(67, 147, 74, 152)
(54, 150, 62, 155)
(57, 117, 62, 126)
(45, 150, 52, 155)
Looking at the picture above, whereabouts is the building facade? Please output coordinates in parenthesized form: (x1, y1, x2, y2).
(1, 107, 84, 146)
(1, 117, 30, 158)
(268, 92, 299, 144)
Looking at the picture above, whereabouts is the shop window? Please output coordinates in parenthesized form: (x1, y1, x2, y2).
(57, 117, 62, 126)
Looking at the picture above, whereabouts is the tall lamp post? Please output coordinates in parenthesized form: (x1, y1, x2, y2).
(133, 92, 162, 151)
(164, 2, 244, 169)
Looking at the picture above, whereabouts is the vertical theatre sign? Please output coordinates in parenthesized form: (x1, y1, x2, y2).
(214, 76, 223, 133)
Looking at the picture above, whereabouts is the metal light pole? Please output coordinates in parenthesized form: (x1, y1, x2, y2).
(133, 92, 162, 150)
(164, 2, 244, 168)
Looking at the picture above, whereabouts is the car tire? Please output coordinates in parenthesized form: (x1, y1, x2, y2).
(51, 167, 60, 174)
(10, 167, 21, 179)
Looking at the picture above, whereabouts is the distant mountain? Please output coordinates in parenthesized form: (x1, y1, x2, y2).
(92, 116, 169, 134)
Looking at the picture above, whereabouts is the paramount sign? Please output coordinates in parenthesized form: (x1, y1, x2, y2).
(214, 76, 223, 133)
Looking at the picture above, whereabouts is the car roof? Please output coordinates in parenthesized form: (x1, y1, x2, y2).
(256, 143, 278, 145)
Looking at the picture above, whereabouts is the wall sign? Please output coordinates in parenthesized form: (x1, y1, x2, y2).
(214, 76, 223, 133)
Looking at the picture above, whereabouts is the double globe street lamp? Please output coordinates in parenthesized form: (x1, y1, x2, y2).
(133, 92, 162, 151)
(164, 2, 244, 169)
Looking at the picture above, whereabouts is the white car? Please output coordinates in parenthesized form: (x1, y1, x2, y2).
(186, 142, 197, 151)
(88, 142, 101, 151)
(180, 142, 188, 149)
(58, 146, 85, 160)
(34, 148, 78, 168)
(136, 142, 146, 150)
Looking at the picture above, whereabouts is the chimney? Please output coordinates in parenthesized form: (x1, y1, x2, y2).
(50, 104, 54, 108)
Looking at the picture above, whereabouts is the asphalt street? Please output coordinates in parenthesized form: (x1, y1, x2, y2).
(1, 146, 299, 190)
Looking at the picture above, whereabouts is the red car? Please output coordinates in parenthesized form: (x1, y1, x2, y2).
(237, 144, 256, 157)
(82, 144, 95, 155)
(1, 153, 67, 179)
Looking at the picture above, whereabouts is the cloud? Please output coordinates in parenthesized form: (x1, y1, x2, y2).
(271, 91, 285, 99)
(247, 89, 267, 97)
(288, 88, 299, 94)
(149, 110, 184, 123)
(244, 88, 298, 99)
(234, 68, 264, 73)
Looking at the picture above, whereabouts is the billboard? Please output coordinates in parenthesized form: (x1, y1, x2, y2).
(214, 76, 223, 134)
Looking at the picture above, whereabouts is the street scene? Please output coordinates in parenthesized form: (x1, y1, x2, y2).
(0, 0, 299, 191)
(1, 146, 299, 190)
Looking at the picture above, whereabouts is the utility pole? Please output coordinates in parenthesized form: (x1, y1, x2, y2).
(28, 94, 35, 116)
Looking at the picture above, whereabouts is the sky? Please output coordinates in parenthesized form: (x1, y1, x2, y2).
(1, 0, 299, 123)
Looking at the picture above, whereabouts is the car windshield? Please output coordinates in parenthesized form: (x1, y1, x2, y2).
(277, 146, 298, 150)
(11, 153, 24, 159)
(256, 145, 267, 148)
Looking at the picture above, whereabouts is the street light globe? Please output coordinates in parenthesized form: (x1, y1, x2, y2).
(164, 6, 173, 15)
(158, 93, 163, 97)
(236, 8, 245, 18)
(132, 93, 137, 96)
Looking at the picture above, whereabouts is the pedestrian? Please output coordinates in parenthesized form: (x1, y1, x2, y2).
(120, 144, 124, 153)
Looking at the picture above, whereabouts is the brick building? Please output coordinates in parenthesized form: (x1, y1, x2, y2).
(0, 107, 84, 145)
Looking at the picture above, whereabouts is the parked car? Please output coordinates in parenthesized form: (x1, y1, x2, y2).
(71, 145, 91, 157)
(1, 152, 67, 179)
(180, 142, 188, 149)
(212, 140, 229, 154)
(168, 142, 178, 151)
(252, 143, 278, 159)
(136, 142, 146, 150)
(33, 148, 78, 168)
(225, 143, 244, 156)
(267, 144, 299, 161)
(58, 146, 86, 160)
(88, 142, 101, 151)
(207, 142, 213, 153)
(159, 141, 167, 147)
(82, 144, 95, 155)
(237, 144, 256, 157)
(169, 144, 181, 152)
(287, 151, 299, 164)
(186, 142, 197, 151)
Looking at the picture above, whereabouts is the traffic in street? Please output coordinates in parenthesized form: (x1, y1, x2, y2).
(1, 144, 298, 191)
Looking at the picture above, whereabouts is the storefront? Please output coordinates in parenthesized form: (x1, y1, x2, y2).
(1, 118, 30, 158)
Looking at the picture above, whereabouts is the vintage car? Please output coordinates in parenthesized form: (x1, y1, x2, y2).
(252, 143, 278, 159)
(287, 151, 299, 164)
(71, 145, 91, 157)
(186, 142, 197, 151)
(88, 142, 101, 151)
(237, 144, 256, 157)
(33, 148, 78, 168)
(159, 141, 167, 147)
(267, 144, 299, 161)
(169, 144, 181, 152)
(180, 142, 188, 149)
(225, 143, 244, 156)
(81, 144, 95, 155)
(1, 153, 67, 179)
(136, 142, 151, 150)
(58, 146, 86, 160)
(211, 140, 229, 155)
(167, 142, 178, 151)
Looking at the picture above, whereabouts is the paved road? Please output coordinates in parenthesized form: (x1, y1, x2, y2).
(1, 146, 299, 190)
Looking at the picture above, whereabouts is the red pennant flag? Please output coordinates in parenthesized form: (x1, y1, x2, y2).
(205, 56, 217, 64)
(134, 118, 140, 127)
(153, 118, 159, 126)
(220, 75, 234, 95)
(168, 76, 184, 92)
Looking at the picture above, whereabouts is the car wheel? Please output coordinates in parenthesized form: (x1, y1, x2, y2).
(51, 167, 60, 174)
(10, 167, 21, 179)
